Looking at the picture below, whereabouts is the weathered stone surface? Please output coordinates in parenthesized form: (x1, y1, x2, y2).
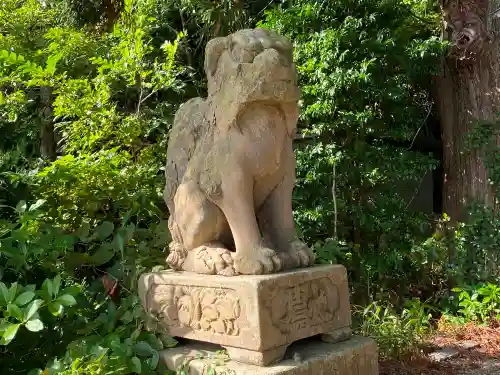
(139, 264, 351, 366)
(458, 341, 480, 350)
(163, 28, 315, 276)
(321, 326, 352, 343)
(160, 336, 379, 375)
(429, 347, 460, 362)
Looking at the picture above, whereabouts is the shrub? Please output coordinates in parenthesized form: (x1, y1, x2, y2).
(354, 299, 433, 359)
(442, 283, 500, 324)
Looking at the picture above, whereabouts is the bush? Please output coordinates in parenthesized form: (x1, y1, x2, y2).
(354, 299, 433, 359)
(441, 283, 500, 324)
(0, 0, 182, 372)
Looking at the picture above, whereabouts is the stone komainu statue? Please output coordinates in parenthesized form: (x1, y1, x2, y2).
(164, 28, 315, 276)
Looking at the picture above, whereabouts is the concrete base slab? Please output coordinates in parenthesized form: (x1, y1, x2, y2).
(161, 336, 379, 375)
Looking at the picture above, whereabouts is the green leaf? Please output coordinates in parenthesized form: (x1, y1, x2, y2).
(61, 285, 80, 296)
(130, 356, 141, 373)
(57, 294, 77, 307)
(131, 327, 141, 342)
(0, 282, 9, 304)
(147, 351, 159, 369)
(48, 301, 63, 316)
(116, 232, 125, 258)
(48, 358, 63, 373)
(90, 345, 107, 359)
(134, 340, 154, 356)
(24, 299, 44, 321)
(145, 333, 163, 351)
(15, 200, 27, 214)
(0, 320, 9, 333)
(119, 310, 133, 324)
(52, 275, 61, 297)
(25, 319, 44, 332)
(78, 221, 91, 241)
(7, 304, 23, 321)
(159, 333, 178, 348)
(42, 279, 53, 300)
(0, 323, 20, 345)
(91, 243, 115, 266)
(14, 291, 35, 306)
(28, 199, 46, 211)
(45, 53, 62, 75)
(104, 333, 120, 348)
(8, 283, 18, 303)
(95, 221, 115, 240)
(111, 341, 129, 357)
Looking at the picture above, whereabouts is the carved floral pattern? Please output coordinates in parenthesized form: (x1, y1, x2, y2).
(265, 278, 340, 334)
(148, 285, 241, 336)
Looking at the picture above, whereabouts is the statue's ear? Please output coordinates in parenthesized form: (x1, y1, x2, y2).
(205, 37, 228, 78)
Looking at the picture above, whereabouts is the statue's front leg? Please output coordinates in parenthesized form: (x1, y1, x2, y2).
(257, 146, 315, 269)
(213, 167, 282, 275)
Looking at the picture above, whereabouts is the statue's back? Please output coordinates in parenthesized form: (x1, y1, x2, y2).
(163, 97, 210, 214)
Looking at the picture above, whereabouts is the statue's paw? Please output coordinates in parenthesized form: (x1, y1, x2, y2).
(182, 243, 235, 275)
(233, 246, 282, 275)
(217, 266, 238, 277)
(287, 240, 315, 268)
(166, 242, 187, 270)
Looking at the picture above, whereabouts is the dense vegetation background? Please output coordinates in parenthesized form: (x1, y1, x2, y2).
(1, 0, 500, 373)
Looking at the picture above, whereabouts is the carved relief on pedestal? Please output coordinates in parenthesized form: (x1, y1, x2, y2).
(264, 277, 340, 334)
(146, 284, 242, 336)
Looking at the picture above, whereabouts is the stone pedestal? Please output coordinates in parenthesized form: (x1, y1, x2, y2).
(160, 336, 379, 375)
(139, 265, 352, 366)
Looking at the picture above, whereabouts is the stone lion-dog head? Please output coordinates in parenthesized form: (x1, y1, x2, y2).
(204, 28, 300, 134)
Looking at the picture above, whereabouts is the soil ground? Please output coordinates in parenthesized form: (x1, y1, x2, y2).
(379, 322, 500, 375)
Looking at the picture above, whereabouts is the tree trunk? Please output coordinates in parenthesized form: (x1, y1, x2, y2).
(436, 0, 500, 221)
(40, 86, 56, 161)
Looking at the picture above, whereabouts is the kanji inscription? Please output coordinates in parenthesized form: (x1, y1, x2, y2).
(265, 277, 340, 334)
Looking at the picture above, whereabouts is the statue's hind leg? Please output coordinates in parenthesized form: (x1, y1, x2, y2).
(167, 180, 235, 275)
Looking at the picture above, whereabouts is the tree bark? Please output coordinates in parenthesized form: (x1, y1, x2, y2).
(40, 86, 56, 161)
(436, 0, 500, 220)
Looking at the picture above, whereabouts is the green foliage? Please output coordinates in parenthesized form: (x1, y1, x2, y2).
(451, 206, 500, 283)
(0, 193, 175, 373)
(0, 0, 184, 372)
(355, 299, 433, 359)
(420, 207, 500, 287)
(465, 117, 500, 196)
(0, 275, 79, 345)
(442, 283, 500, 324)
